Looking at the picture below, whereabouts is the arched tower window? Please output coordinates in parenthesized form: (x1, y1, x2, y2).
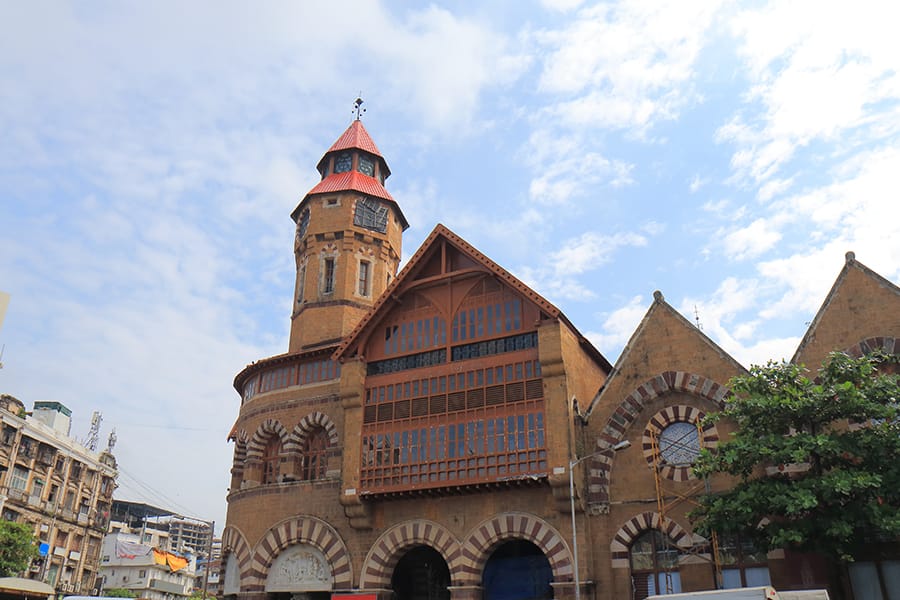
(262, 437, 281, 484)
(630, 530, 681, 599)
(301, 426, 330, 481)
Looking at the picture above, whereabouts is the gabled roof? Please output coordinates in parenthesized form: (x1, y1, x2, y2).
(334, 223, 612, 370)
(792, 251, 900, 363)
(586, 290, 746, 416)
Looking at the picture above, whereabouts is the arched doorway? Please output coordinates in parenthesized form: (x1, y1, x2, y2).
(483, 540, 553, 600)
(391, 545, 450, 600)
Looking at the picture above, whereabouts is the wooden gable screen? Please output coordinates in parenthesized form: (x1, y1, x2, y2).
(360, 270, 547, 495)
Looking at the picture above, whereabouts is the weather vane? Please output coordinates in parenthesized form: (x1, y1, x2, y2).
(353, 95, 366, 120)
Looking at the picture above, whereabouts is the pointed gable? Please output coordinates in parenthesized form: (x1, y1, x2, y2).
(334, 223, 610, 370)
(587, 290, 745, 418)
(793, 251, 900, 368)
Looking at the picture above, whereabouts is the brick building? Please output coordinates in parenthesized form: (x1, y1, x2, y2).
(222, 119, 900, 600)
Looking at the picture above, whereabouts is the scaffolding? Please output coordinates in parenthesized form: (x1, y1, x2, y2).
(649, 419, 722, 594)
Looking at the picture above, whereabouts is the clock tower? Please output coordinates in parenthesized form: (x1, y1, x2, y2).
(288, 118, 408, 352)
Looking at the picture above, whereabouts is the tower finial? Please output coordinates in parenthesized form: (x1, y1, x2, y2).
(353, 95, 366, 121)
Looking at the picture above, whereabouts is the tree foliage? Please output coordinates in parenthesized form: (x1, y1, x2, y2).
(103, 588, 138, 598)
(692, 351, 900, 562)
(0, 519, 40, 577)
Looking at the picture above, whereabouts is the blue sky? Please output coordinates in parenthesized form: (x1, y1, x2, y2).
(2, 0, 899, 531)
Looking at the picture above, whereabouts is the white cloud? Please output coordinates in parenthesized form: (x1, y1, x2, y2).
(550, 232, 648, 276)
(517, 227, 658, 304)
(756, 177, 793, 202)
(539, 0, 586, 11)
(533, 0, 726, 132)
(524, 130, 634, 205)
(689, 174, 708, 193)
(719, 0, 900, 184)
(722, 217, 782, 260)
(586, 295, 648, 355)
(678, 277, 803, 365)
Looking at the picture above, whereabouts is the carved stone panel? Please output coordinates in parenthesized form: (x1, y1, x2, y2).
(265, 544, 333, 592)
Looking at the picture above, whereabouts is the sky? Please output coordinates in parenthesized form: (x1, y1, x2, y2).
(1, 0, 899, 532)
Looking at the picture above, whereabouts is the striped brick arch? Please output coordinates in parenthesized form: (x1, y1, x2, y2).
(285, 412, 339, 453)
(587, 372, 729, 509)
(220, 526, 252, 592)
(609, 512, 692, 569)
(231, 430, 249, 475)
(246, 419, 290, 459)
(845, 336, 897, 358)
(459, 513, 573, 585)
(359, 520, 461, 588)
(641, 405, 718, 481)
(247, 516, 352, 592)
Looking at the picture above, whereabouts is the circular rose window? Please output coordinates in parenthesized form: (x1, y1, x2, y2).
(658, 421, 700, 466)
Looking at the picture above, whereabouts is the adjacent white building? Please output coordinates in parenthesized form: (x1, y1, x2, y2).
(100, 531, 196, 600)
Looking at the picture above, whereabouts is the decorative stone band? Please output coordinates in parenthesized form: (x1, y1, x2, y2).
(587, 371, 729, 510)
(609, 512, 693, 569)
(641, 405, 719, 482)
(245, 516, 353, 592)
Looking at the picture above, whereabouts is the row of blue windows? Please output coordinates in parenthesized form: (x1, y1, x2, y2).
(451, 332, 536, 362)
(381, 300, 522, 358)
(366, 360, 542, 405)
(246, 359, 342, 399)
(369, 330, 539, 376)
(451, 300, 522, 343)
(384, 317, 447, 356)
(362, 413, 545, 466)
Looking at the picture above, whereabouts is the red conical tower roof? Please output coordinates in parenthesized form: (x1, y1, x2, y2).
(315, 120, 391, 178)
(295, 120, 407, 230)
(327, 120, 384, 156)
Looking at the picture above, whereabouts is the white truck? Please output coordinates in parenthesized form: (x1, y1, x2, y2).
(647, 587, 830, 600)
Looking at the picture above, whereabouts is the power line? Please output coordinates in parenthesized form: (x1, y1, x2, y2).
(115, 465, 202, 519)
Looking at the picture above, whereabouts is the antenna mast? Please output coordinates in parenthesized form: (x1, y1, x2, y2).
(86, 411, 102, 451)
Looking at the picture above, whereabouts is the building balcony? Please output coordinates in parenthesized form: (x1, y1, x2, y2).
(149, 578, 187, 594)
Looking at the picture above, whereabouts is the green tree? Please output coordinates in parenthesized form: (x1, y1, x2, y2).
(693, 351, 900, 564)
(0, 520, 40, 576)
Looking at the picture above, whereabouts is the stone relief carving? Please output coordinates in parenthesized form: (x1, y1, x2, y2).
(266, 544, 333, 592)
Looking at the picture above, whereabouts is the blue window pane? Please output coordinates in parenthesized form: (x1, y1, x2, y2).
(745, 567, 771, 588)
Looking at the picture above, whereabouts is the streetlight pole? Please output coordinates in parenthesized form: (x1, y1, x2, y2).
(202, 519, 214, 600)
(569, 440, 631, 600)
